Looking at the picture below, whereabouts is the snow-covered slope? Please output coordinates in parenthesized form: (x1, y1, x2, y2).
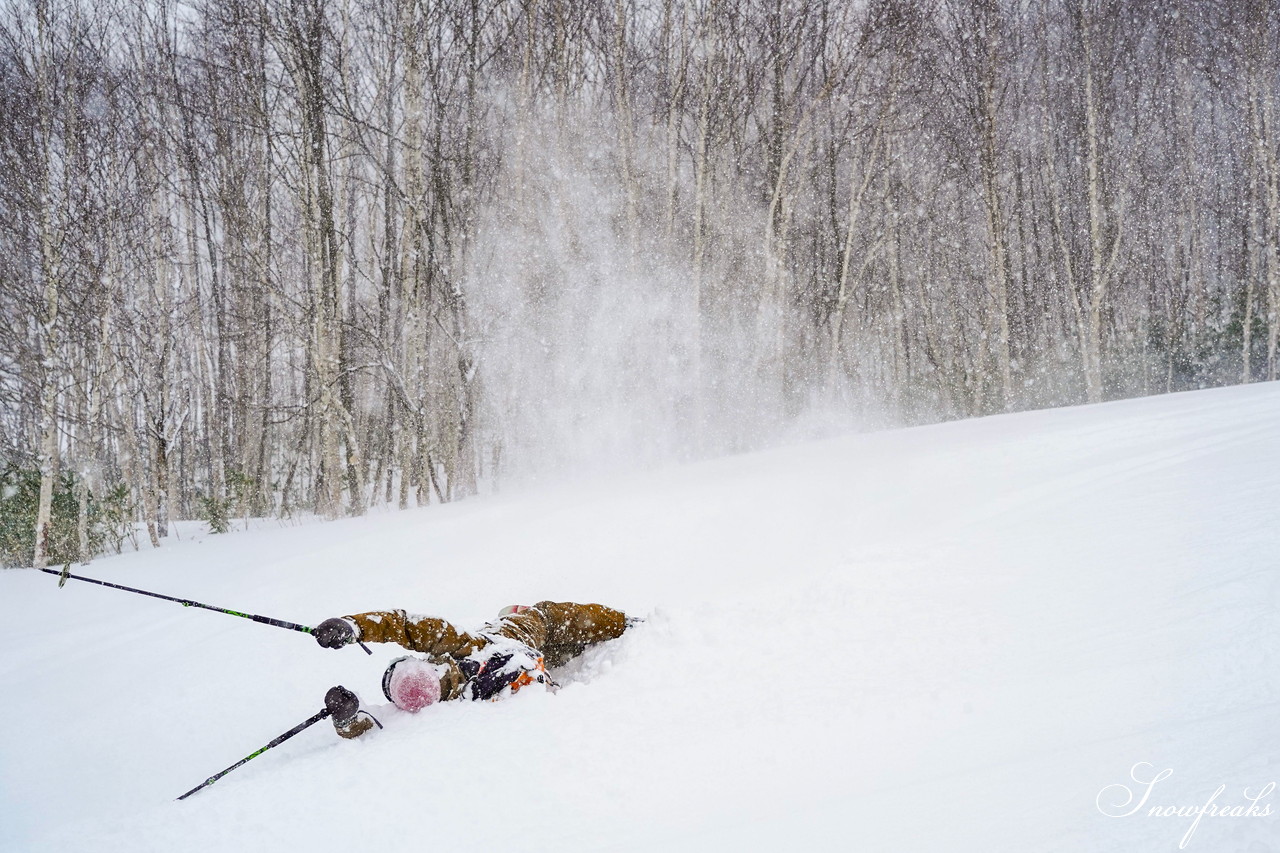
(2, 384, 1277, 852)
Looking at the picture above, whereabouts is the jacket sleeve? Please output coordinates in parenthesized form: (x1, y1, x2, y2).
(534, 601, 627, 647)
(495, 601, 628, 667)
(346, 610, 485, 658)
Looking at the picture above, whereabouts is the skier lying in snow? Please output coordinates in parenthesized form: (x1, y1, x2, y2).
(312, 601, 633, 738)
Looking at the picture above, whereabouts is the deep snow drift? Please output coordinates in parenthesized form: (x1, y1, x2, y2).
(1, 384, 1277, 852)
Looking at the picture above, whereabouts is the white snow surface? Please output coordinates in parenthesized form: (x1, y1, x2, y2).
(2, 384, 1278, 852)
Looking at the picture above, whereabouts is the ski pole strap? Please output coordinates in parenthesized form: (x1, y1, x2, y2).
(176, 708, 331, 801)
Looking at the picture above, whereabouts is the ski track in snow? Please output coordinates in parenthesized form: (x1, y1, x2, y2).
(1, 383, 1278, 852)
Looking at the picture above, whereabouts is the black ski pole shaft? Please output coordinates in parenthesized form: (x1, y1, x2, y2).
(38, 567, 372, 654)
(176, 708, 331, 801)
(40, 567, 311, 631)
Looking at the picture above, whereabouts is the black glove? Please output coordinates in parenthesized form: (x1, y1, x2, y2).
(314, 617, 356, 649)
(466, 652, 524, 701)
(325, 685, 360, 726)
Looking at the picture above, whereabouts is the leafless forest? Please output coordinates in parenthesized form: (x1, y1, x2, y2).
(2, 0, 1278, 563)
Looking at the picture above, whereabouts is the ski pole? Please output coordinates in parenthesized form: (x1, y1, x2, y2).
(38, 567, 372, 654)
(176, 708, 331, 800)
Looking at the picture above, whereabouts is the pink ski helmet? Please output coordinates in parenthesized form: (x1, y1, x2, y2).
(382, 656, 442, 712)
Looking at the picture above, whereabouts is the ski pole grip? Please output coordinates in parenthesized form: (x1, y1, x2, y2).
(248, 613, 312, 633)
